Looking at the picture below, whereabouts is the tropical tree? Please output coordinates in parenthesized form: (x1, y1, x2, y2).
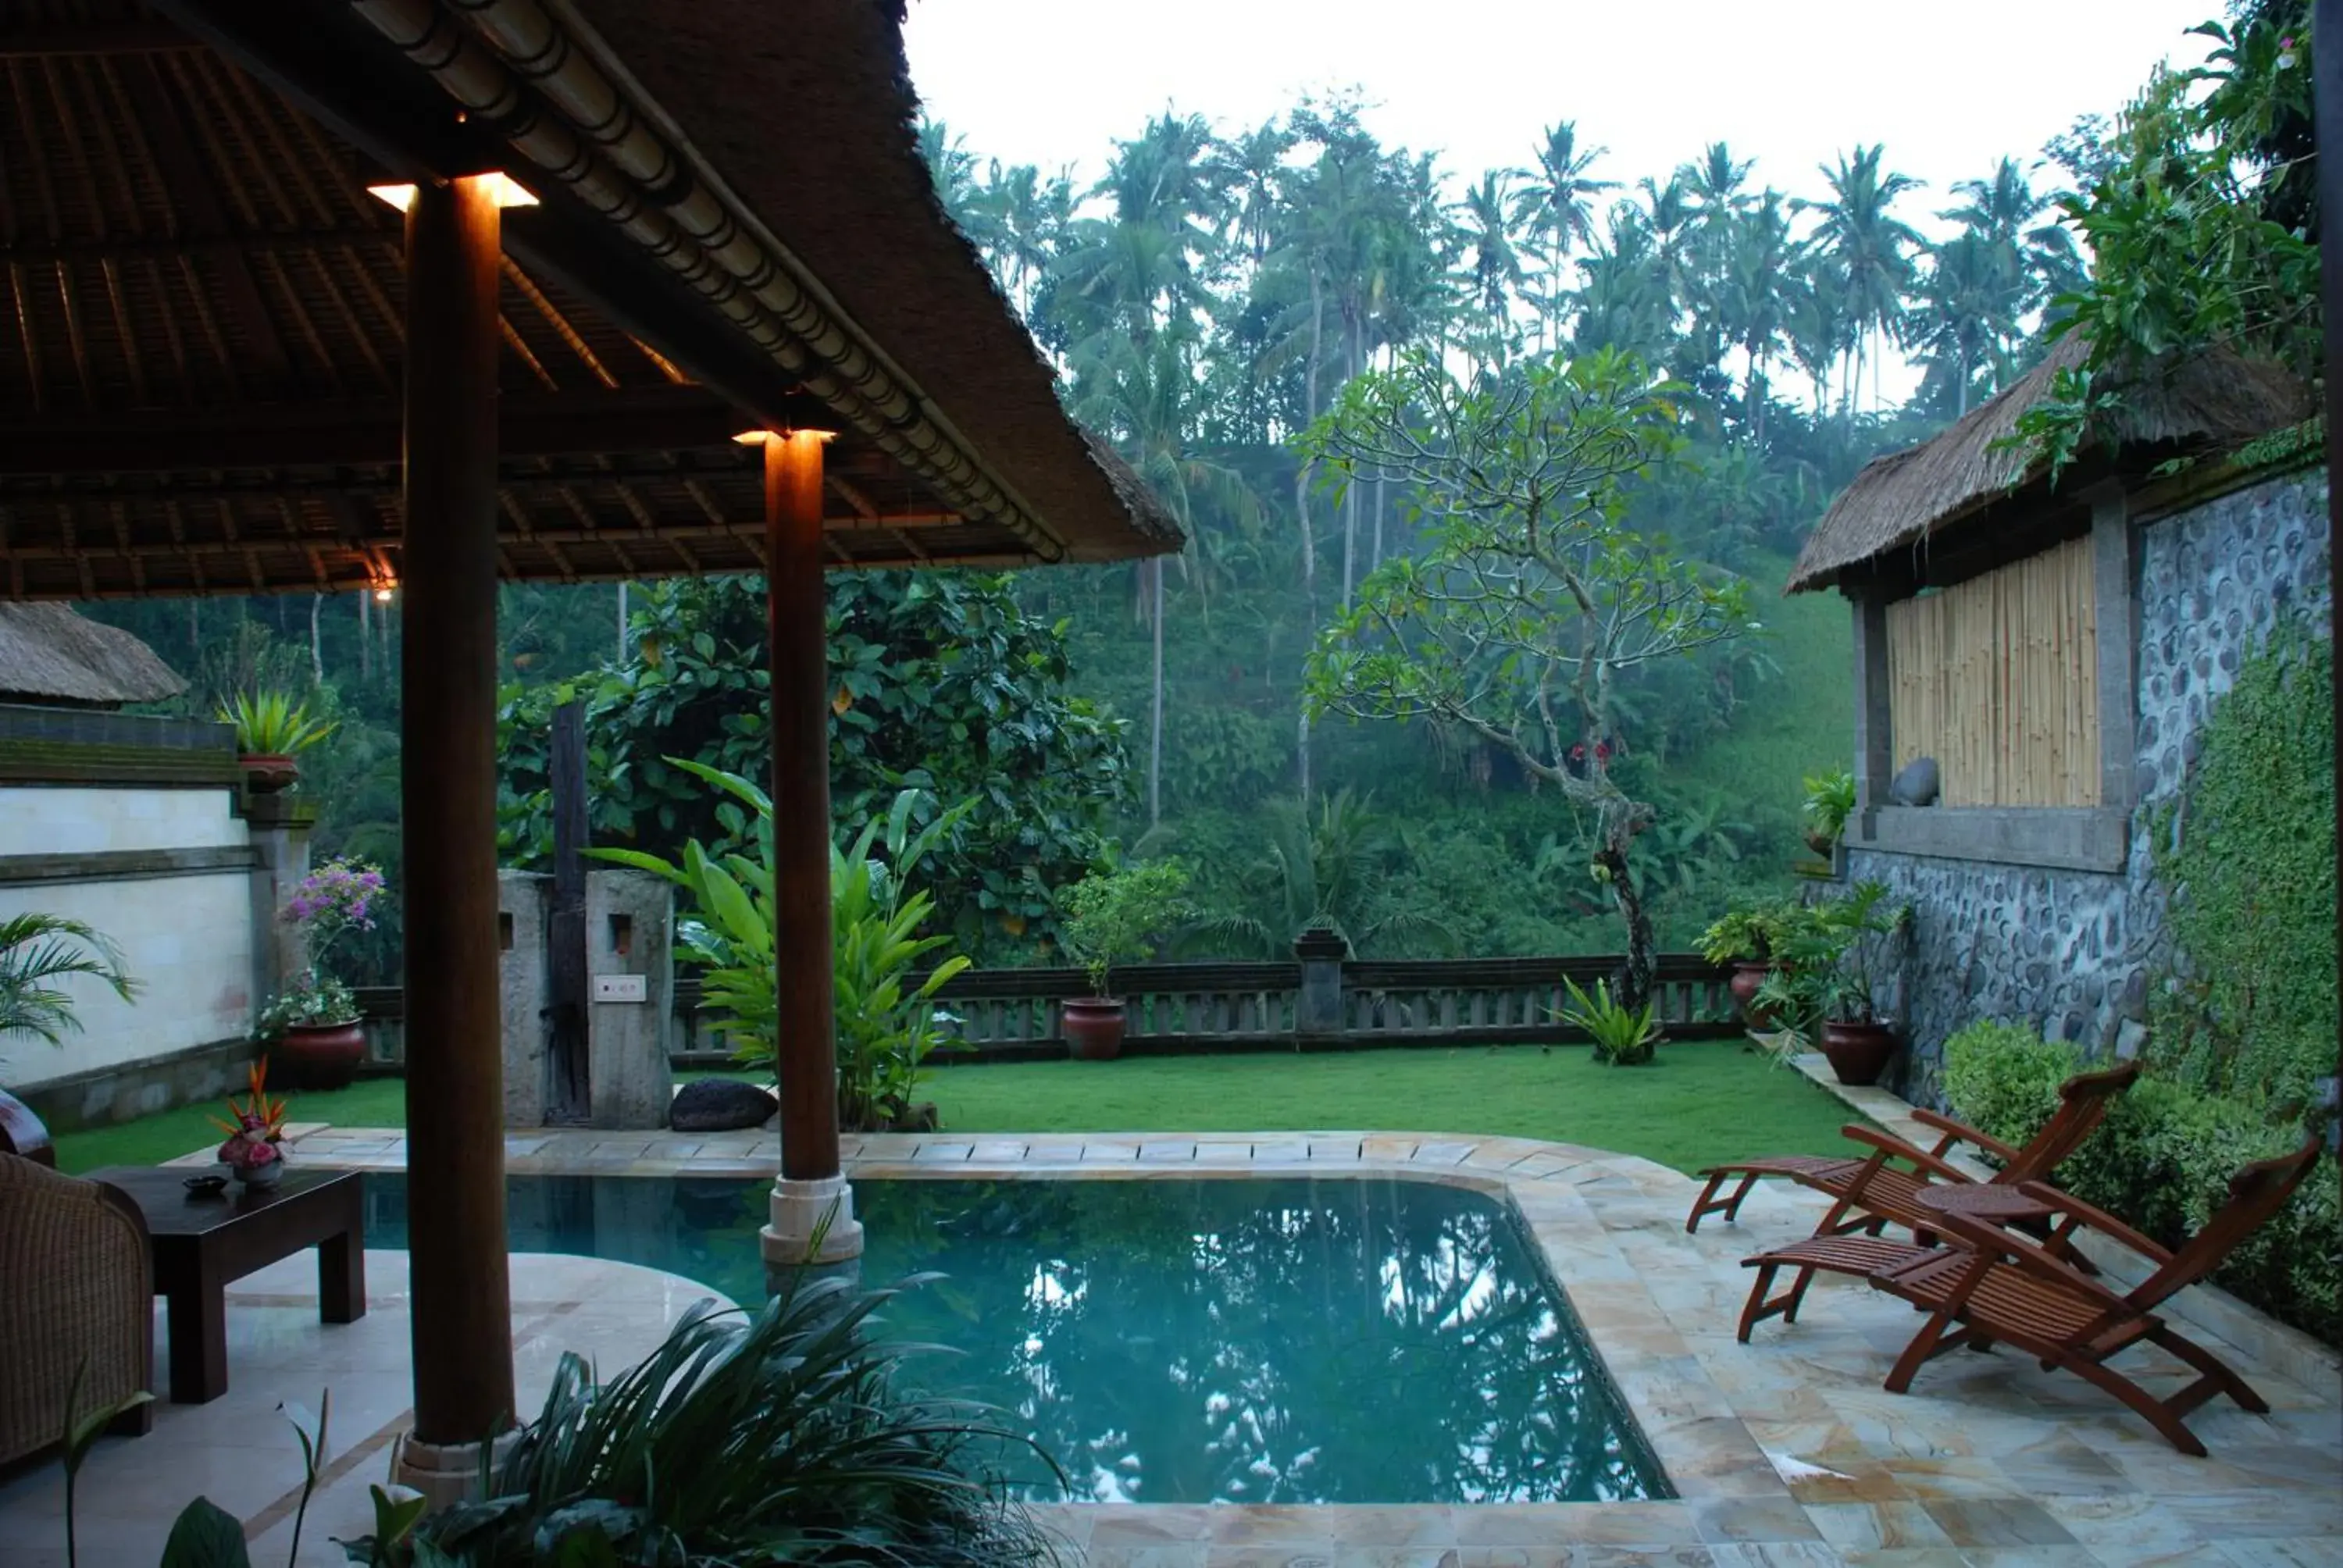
(1804, 144, 1925, 413)
(1300, 350, 1757, 1008)
(1511, 120, 1616, 351)
(0, 914, 136, 1056)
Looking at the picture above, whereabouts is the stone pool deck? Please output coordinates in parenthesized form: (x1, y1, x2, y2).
(59, 1099, 2343, 1566)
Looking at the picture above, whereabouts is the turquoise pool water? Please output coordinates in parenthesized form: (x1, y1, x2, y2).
(363, 1174, 1667, 1505)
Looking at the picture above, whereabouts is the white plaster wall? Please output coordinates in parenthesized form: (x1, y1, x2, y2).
(0, 785, 247, 856)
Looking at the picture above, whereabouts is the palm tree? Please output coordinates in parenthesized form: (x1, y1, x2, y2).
(1713, 192, 1793, 442)
(1510, 121, 1615, 353)
(1187, 791, 1457, 958)
(1451, 169, 1526, 346)
(0, 913, 136, 1051)
(1210, 117, 1295, 265)
(1907, 231, 2022, 415)
(1803, 144, 1925, 413)
(1942, 155, 2084, 351)
(1571, 202, 1675, 365)
(915, 114, 980, 219)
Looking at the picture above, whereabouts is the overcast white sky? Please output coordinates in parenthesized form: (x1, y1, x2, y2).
(904, 1, 2214, 211)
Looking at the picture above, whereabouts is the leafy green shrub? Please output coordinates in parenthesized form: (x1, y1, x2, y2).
(1057, 861, 1193, 996)
(1942, 1022, 2339, 1344)
(597, 763, 973, 1131)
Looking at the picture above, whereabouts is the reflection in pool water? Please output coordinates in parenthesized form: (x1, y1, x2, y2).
(363, 1174, 1668, 1505)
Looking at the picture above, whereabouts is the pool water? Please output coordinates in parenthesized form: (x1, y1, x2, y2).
(363, 1174, 1669, 1505)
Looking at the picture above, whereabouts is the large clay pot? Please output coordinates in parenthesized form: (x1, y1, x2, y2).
(238, 754, 299, 794)
(1061, 997, 1127, 1062)
(271, 1021, 367, 1090)
(1729, 961, 1779, 1028)
(1818, 1020, 1899, 1086)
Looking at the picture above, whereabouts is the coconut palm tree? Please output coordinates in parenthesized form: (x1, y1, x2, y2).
(1712, 191, 1793, 441)
(1452, 170, 1528, 348)
(1942, 155, 2084, 334)
(1803, 144, 1925, 413)
(0, 914, 136, 1053)
(1511, 120, 1616, 352)
(1908, 231, 2023, 415)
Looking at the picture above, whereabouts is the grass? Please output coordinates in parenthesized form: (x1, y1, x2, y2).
(1674, 554, 1855, 823)
(923, 1043, 1861, 1174)
(52, 1077, 408, 1175)
(51, 1042, 1864, 1178)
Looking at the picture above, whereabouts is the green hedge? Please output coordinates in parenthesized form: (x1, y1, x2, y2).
(1943, 1021, 2339, 1345)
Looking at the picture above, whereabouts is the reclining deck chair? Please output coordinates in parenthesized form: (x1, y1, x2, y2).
(1685, 1060, 2140, 1238)
(1734, 1137, 2324, 1455)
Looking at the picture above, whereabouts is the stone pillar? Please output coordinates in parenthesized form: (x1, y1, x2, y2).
(1849, 589, 1894, 837)
(585, 868, 675, 1130)
(244, 793, 319, 1017)
(2086, 483, 2139, 815)
(1293, 926, 1350, 1042)
(498, 871, 550, 1130)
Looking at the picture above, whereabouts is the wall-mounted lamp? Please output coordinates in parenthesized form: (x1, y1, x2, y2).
(732, 428, 836, 447)
(366, 173, 540, 212)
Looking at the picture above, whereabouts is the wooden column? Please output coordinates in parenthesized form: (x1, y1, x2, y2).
(399, 173, 514, 1447)
(2317, 0, 2343, 1141)
(765, 432, 841, 1183)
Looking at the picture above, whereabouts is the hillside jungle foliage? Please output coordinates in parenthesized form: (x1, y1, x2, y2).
(73, 2, 2305, 985)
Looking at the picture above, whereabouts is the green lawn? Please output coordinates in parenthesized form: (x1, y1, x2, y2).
(57, 1043, 1861, 1177)
(52, 1078, 411, 1175)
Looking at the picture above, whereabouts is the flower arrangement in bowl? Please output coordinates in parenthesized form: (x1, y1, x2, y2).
(260, 857, 383, 1090)
(212, 1058, 290, 1188)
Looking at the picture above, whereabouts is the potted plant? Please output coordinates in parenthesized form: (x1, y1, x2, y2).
(219, 690, 335, 794)
(1802, 766, 1856, 858)
(259, 857, 383, 1090)
(0, 913, 136, 1161)
(1696, 895, 1804, 1024)
(1756, 880, 1908, 1085)
(211, 1058, 289, 1188)
(1055, 861, 1193, 1061)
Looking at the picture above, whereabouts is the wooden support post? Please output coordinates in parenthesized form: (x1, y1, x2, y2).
(396, 174, 515, 1459)
(2317, 0, 2343, 1152)
(759, 429, 862, 1265)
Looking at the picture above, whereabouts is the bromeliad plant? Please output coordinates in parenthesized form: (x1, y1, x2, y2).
(219, 690, 337, 757)
(597, 760, 975, 1132)
(259, 858, 383, 1033)
(211, 1059, 289, 1176)
(1558, 976, 1662, 1066)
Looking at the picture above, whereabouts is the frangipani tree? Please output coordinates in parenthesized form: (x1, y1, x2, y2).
(1300, 348, 1757, 1009)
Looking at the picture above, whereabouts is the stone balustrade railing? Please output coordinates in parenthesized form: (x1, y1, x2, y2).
(351, 948, 1740, 1069)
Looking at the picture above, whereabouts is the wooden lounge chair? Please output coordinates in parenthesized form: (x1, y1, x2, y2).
(1685, 1060, 2140, 1235)
(1735, 1137, 2325, 1455)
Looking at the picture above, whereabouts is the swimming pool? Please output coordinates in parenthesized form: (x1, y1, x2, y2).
(362, 1173, 1668, 1506)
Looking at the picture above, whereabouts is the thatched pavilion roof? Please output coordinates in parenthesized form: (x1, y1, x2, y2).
(1786, 336, 2310, 595)
(0, 0, 1182, 600)
(0, 601, 184, 704)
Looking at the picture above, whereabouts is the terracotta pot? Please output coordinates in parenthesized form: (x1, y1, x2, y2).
(1803, 828, 1838, 857)
(1729, 960, 1780, 1028)
(271, 1021, 366, 1090)
(1061, 996, 1127, 1062)
(1818, 1020, 1899, 1086)
(239, 754, 299, 793)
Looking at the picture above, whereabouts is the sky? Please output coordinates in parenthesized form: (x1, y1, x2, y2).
(903, 1, 2223, 400)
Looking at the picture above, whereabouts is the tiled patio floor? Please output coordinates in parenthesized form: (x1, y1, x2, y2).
(20, 1089, 2340, 1566)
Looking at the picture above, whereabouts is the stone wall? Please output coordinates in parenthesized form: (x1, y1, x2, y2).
(1853, 465, 2331, 1106)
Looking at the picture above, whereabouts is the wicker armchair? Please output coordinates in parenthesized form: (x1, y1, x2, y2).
(0, 1154, 154, 1466)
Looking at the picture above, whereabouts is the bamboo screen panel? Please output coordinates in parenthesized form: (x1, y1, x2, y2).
(1885, 536, 2101, 807)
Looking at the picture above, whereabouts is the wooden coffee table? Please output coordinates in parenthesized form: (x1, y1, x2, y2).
(86, 1166, 366, 1403)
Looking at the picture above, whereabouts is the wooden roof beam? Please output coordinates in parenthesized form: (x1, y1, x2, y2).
(0, 385, 833, 473)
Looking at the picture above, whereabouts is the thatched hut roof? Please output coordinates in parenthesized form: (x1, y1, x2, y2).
(1785, 337, 2311, 593)
(0, 604, 186, 707)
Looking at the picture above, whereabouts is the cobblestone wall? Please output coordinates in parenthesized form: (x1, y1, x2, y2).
(1851, 466, 2330, 1107)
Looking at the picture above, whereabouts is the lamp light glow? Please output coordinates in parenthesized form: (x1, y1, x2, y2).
(367, 173, 540, 213)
